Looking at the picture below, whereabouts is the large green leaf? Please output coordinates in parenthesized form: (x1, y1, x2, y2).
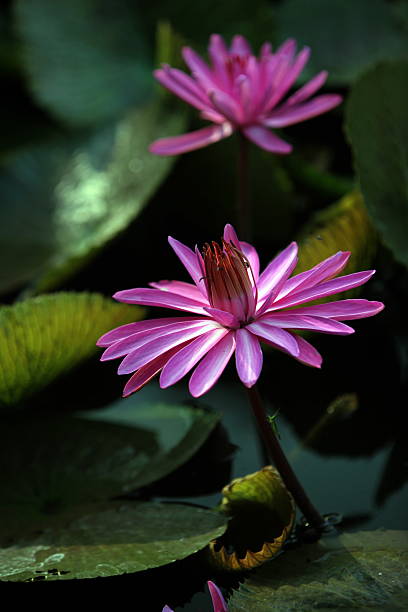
(346, 60, 408, 267)
(0, 501, 227, 581)
(229, 530, 408, 610)
(82, 401, 220, 489)
(275, 0, 408, 85)
(0, 292, 140, 406)
(0, 100, 185, 295)
(14, 0, 152, 127)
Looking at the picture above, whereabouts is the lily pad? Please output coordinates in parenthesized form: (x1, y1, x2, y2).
(0, 292, 140, 406)
(207, 467, 295, 571)
(15, 0, 152, 127)
(346, 60, 408, 268)
(0, 501, 228, 581)
(229, 530, 408, 610)
(275, 0, 408, 85)
(0, 100, 185, 296)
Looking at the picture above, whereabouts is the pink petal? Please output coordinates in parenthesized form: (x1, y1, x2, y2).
(208, 34, 229, 85)
(210, 89, 244, 124)
(118, 321, 220, 374)
(208, 581, 228, 612)
(96, 317, 196, 347)
(123, 344, 186, 397)
(264, 94, 342, 128)
(113, 287, 209, 315)
(230, 35, 252, 56)
(148, 123, 233, 156)
(285, 70, 328, 106)
(292, 334, 322, 368)
(257, 242, 298, 305)
(149, 280, 206, 303)
(242, 125, 292, 154)
(269, 270, 376, 311)
(259, 313, 354, 335)
(168, 236, 208, 296)
(275, 38, 297, 60)
(189, 332, 236, 397)
(266, 46, 310, 110)
(286, 299, 385, 321)
(235, 328, 263, 387)
(278, 251, 350, 300)
(247, 320, 299, 357)
(154, 67, 209, 111)
(162, 607, 173, 612)
(160, 328, 229, 388)
(182, 46, 217, 92)
(223, 222, 241, 247)
(203, 307, 240, 328)
(101, 319, 214, 361)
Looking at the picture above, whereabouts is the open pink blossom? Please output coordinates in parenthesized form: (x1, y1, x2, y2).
(97, 224, 384, 398)
(163, 581, 228, 612)
(149, 34, 342, 156)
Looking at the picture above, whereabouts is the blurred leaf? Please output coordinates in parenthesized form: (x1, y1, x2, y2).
(0, 100, 186, 295)
(14, 0, 152, 127)
(229, 530, 408, 610)
(206, 466, 295, 571)
(0, 292, 139, 406)
(375, 436, 408, 507)
(346, 60, 408, 267)
(82, 401, 220, 490)
(275, 0, 408, 85)
(0, 501, 227, 581)
(141, 0, 274, 51)
(296, 191, 377, 298)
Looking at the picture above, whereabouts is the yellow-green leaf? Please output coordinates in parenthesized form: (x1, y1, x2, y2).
(0, 292, 140, 406)
(206, 466, 295, 571)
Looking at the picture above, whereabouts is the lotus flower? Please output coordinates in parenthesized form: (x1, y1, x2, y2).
(149, 34, 342, 156)
(163, 581, 228, 612)
(97, 224, 383, 398)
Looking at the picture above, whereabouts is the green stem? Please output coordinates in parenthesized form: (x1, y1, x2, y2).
(236, 132, 251, 241)
(246, 385, 325, 531)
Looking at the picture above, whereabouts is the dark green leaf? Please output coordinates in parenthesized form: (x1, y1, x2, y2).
(275, 0, 408, 85)
(0, 501, 227, 581)
(346, 60, 408, 267)
(0, 292, 139, 406)
(229, 530, 408, 610)
(0, 100, 186, 295)
(15, 0, 152, 126)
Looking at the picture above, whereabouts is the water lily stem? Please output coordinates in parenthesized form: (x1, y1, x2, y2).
(236, 132, 252, 241)
(246, 385, 326, 531)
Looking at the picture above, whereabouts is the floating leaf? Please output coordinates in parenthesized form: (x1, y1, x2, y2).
(275, 0, 408, 85)
(0, 292, 139, 406)
(0, 100, 185, 295)
(14, 0, 152, 127)
(0, 501, 227, 581)
(295, 191, 377, 299)
(82, 401, 220, 490)
(346, 60, 408, 267)
(229, 530, 408, 610)
(207, 467, 295, 571)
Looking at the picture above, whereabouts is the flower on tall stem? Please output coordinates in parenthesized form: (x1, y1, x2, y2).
(149, 34, 342, 156)
(97, 224, 384, 398)
(163, 580, 228, 612)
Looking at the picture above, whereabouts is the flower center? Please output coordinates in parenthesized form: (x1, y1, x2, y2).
(225, 54, 249, 81)
(201, 239, 256, 324)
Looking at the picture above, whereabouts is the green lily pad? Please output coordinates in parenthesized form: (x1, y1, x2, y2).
(0, 100, 185, 296)
(82, 400, 220, 489)
(207, 467, 295, 571)
(0, 501, 228, 581)
(346, 60, 408, 268)
(0, 292, 140, 406)
(229, 530, 408, 610)
(14, 0, 152, 127)
(275, 0, 408, 85)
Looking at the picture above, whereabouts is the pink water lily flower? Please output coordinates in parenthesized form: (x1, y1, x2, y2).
(97, 224, 384, 398)
(149, 34, 342, 156)
(163, 581, 228, 612)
